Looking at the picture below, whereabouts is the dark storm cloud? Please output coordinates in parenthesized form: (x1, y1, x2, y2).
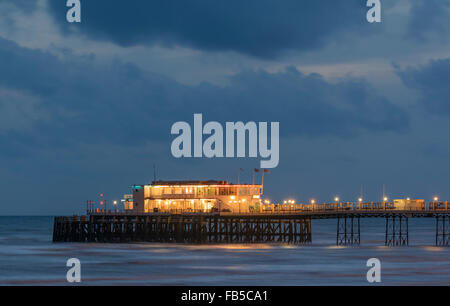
(0, 37, 189, 149)
(408, 0, 450, 40)
(0, 37, 409, 158)
(0, 0, 37, 12)
(187, 67, 409, 137)
(0, 0, 38, 25)
(47, 0, 369, 58)
(397, 58, 450, 115)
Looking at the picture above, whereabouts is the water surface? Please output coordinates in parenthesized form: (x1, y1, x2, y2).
(0, 217, 449, 285)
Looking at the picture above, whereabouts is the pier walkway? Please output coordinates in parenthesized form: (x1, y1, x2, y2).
(53, 202, 450, 247)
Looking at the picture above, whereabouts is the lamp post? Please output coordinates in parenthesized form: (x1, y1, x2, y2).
(100, 193, 104, 213)
(433, 196, 439, 210)
(311, 199, 315, 211)
(261, 169, 269, 195)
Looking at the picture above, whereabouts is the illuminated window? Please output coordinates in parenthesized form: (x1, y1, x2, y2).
(207, 187, 216, 196)
(239, 187, 249, 195)
(151, 187, 162, 196)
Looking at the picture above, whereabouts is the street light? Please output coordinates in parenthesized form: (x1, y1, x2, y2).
(334, 197, 339, 203)
(358, 198, 363, 203)
(311, 199, 316, 204)
(432, 196, 439, 211)
(383, 197, 388, 202)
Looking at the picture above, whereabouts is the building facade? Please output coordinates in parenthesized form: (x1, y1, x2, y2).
(132, 180, 262, 213)
(393, 199, 425, 210)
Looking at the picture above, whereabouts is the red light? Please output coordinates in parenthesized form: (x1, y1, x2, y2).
(100, 193, 104, 197)
(100, 201, 104, 205)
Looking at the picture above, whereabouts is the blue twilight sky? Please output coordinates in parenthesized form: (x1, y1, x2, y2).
(1, 0, 450, 215)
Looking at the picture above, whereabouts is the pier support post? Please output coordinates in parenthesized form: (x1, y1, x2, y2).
(52, 217, 60, 242)
(294, 218, 311, 244)
(336, 215, 360, 246)
(436, 215, 450, 246)
(53, 214, 308, 245)
(385, 215, 409, 246)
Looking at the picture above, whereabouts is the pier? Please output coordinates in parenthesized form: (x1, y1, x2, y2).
(53, 214, 312, 244)
(53, 202, 450, 246)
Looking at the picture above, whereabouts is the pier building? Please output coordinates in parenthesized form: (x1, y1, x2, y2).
(393, 199, 425, 210)
(131, 180, 262, 213)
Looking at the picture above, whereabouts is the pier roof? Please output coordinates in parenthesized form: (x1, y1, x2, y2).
(150, 180, 260, 186)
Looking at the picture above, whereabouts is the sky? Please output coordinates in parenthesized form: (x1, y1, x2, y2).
(1, 0, 450, 215)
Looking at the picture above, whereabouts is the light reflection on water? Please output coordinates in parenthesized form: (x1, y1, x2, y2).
(0, 216, 449, 285)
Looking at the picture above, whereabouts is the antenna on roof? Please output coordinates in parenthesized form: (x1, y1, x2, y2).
(238, 168, 244, 184)
(153, 164, 157, 182)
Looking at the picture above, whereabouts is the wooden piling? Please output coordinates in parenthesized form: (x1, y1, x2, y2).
(53, 214, 313, 244)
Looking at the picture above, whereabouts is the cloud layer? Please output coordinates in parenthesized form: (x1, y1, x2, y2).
(1, 1, 450, 214)
(408, 0, 450, 41)
(397, 58, 450, 114)
(47, 0, 370, 58)
(0, 36, 410, 160)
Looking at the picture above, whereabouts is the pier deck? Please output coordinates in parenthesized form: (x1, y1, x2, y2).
(53, 207, 450, 246)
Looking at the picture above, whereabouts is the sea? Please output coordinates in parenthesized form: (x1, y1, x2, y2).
(0, 216, 449, 286)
